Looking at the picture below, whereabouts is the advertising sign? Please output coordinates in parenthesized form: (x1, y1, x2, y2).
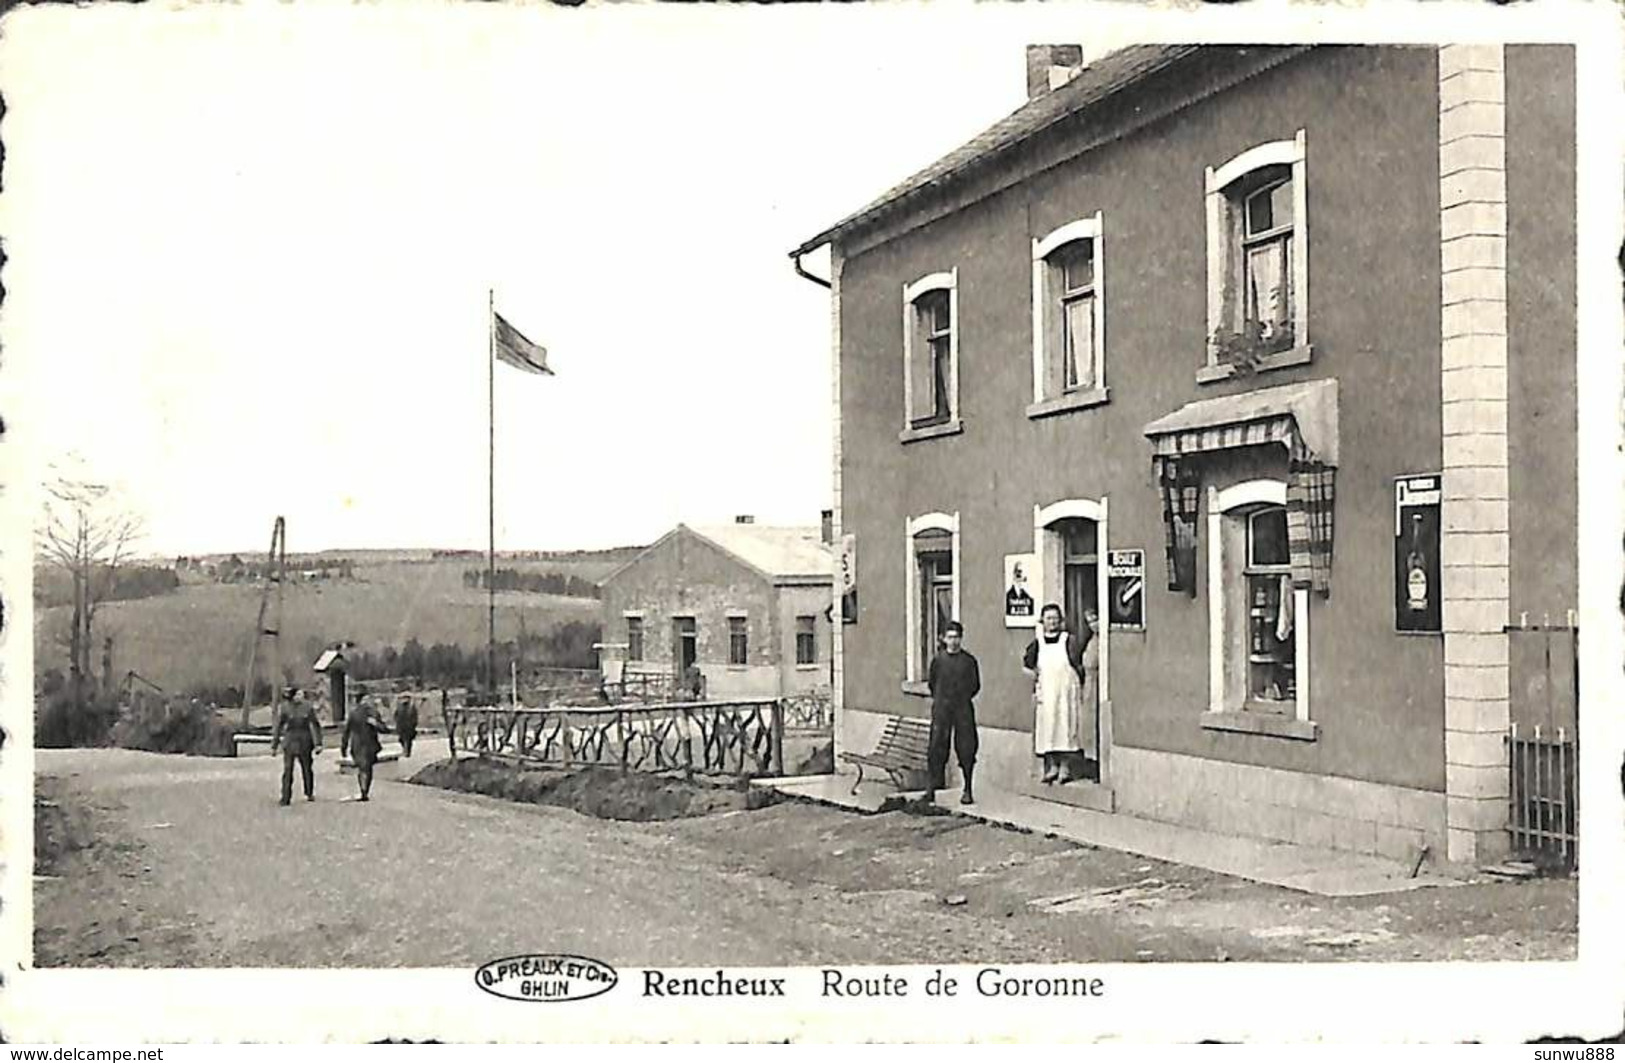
(1106, 549, 1146, 631)
(1394, 474, 1442, 633)
(1003, 553, 1037, 628)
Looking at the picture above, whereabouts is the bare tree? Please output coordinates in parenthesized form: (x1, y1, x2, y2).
(37, 457, 144, 713)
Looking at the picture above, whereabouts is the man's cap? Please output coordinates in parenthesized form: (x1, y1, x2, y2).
(944, 620, 965, 635)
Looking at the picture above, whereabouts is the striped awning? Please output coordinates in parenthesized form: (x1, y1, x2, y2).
(1143, 378, 1339, 465)
(1144, 379, 1339, 597)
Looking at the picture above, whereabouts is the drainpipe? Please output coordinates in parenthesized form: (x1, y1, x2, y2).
(790, 248, 832, 289)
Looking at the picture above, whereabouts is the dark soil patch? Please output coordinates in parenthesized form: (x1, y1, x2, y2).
(407, 758, 783, 821)
(35, 776, 100, 876)
(792, 740, 833, 775)
(34, 775, 209, 967)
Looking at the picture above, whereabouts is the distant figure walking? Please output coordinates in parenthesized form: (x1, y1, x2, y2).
(926, 620, 981, 806)
(271, 687, 323, 806)
(393, 695, 419, 758)
(342, 694, 391, 802)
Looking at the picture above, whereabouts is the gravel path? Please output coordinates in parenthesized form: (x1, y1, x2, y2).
(34, 749, 1577, 968)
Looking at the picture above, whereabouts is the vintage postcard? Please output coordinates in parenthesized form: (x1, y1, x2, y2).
(1, 0, 1621, 1045)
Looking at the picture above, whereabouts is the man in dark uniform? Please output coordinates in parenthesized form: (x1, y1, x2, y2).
(926, 620, 981, 806)
(393, 695, 419, 758)
(271, 687, 323, 806)
(342, 693, 391, 801)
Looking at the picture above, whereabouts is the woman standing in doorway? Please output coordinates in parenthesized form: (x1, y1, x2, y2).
(1023, 604, 1098, 784)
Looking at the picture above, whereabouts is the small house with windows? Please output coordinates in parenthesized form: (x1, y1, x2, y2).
(599, 516, 836, 699)
(793, 44, 1578, 867)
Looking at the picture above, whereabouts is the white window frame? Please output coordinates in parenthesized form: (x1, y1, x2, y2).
(1207, 479, 1314, 737)
(900, 271, 961, 441)
(1030, 213, 1109, 417)
(904, 511, 960, 688)
(1203, 131, 1310, 380)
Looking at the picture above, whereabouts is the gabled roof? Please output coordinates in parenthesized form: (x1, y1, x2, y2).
(599, 523, 835, 587)
(793, 44, 1200, 255)
(687, 524, 834, 583)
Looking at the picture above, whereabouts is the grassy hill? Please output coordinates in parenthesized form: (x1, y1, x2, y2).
(35, 554, 608, 695)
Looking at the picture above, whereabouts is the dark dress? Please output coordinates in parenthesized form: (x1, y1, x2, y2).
(393, 702, 419, 757)
(342, 706, 389, 798)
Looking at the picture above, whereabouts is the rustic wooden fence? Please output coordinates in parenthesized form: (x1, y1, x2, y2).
(443, 697, 787, 778)
(779, 689, 833, 733)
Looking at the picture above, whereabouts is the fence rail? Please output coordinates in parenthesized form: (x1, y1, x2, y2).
(601, 670, 691, 704)
(1508, 724, 1578, 870)
(444, 697, 787, 778)
(779, 689, 833, 733)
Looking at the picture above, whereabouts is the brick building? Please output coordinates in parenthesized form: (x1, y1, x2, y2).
(599, 518, 835, 699)
(792, 44, 1577, 865)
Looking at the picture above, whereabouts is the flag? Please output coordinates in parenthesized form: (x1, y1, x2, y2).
(493, 309, 553, 375)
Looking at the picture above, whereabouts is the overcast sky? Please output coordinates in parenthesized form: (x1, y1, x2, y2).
(0, 4, 1129, 558)
(2, 2, 1594, 560)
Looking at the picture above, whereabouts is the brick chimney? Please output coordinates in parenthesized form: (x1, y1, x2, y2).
(734, 515, 755, 525)
(820, 509, 834, 545)
(1026, 44, 1084, 99)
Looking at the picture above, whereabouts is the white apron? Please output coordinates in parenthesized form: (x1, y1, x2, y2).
(1034, 635, 1091, 756)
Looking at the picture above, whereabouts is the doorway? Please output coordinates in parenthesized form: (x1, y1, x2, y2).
(1058, 517, 1099, 635)
(1033, 497, 1112, 802)
(672, 617, 697, 675)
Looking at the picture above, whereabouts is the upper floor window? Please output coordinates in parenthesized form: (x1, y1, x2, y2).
(901, 271, 960, 440)
(1204, 132, 1310, 381)
(795, 615, 818, 666)
(625, 615, 644, 662)
(727, 615, 749, 666)
(1030, 214, 1109, 417)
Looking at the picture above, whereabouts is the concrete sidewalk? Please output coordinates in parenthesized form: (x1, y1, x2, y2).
(758, 771, 1463, 898)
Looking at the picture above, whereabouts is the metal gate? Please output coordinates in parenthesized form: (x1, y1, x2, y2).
(1507, 724, 1578, 870)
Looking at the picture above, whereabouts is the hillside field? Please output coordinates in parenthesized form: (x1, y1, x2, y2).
(34, 556, 605, 694)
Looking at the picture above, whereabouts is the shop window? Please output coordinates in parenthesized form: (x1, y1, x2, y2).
(727, 616, 749, 666)
(795, 615, 817, 665)
(1030, 214, 1108, 417)
(625, 616, 644, 662)
(1242, 506, 1295, 708)
(1207, 479, 1314, 738)
(1203, 132, 1310, 381)
(901, 271, 960, 439)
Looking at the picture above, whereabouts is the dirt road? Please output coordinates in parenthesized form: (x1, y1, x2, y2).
(34, 749, 1576, 967)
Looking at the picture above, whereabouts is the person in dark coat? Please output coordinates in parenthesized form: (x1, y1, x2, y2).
(271, 687, 323, 806)
(393, 695, 419, 758)
(926, 620, 981, 806)
(342, 694, 391, 802)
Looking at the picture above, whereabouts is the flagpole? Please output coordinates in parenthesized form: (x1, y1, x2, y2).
(487, 288, 497, 703)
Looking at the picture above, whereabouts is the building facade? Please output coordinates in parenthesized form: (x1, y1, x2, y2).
(795, 44, 1577, 866)
(599, 520, 835, 700)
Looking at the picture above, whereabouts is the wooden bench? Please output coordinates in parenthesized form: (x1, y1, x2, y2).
(840, 716, 932, 794)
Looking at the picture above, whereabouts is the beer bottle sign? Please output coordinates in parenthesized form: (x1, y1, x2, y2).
(1394, 474, 1442, 633)
(1405, 514, 1428, 612)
